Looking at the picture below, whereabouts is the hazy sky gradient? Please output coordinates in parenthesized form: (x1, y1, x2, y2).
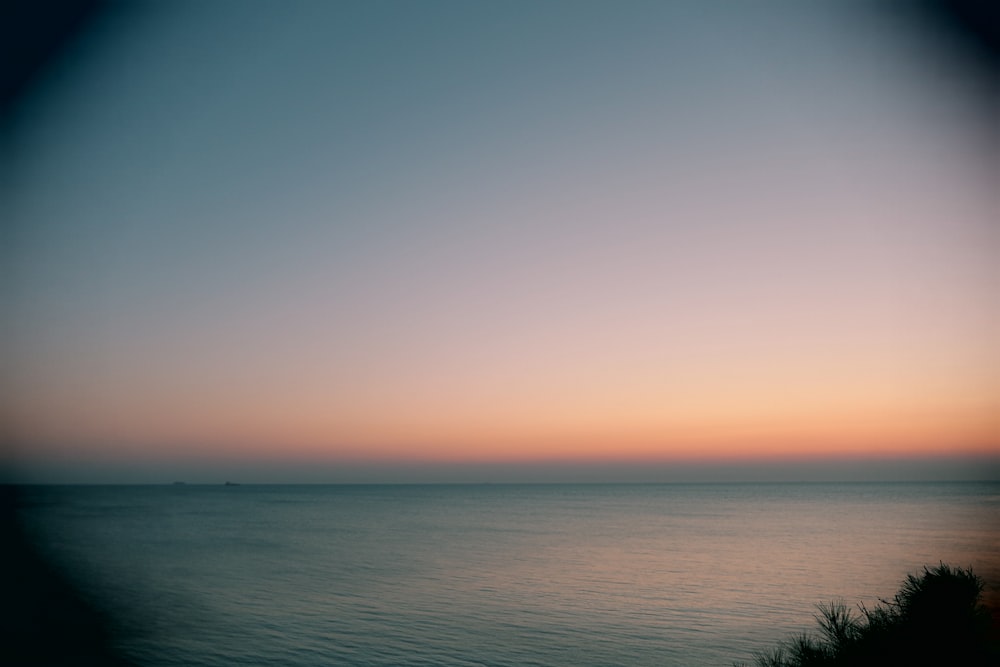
(3, 1, 998, 482)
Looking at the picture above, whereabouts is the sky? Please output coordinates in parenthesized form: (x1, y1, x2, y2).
(2, 1, 998, 483)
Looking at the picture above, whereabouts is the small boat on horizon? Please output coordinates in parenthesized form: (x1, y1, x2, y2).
(224, 481, 241, 486)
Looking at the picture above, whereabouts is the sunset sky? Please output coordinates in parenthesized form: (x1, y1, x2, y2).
(3, 2, 998, 482)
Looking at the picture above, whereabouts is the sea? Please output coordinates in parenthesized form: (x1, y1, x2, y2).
(12, 482, 1000, 666)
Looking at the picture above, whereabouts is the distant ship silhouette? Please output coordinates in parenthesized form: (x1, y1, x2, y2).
(224, 481, 240, 486)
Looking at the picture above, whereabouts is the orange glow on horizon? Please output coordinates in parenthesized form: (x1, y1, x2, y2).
(10, 379, 997, 466)
(8, 331, 996, 466)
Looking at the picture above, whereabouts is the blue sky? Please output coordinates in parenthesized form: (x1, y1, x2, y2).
(3, 1, 997, 482)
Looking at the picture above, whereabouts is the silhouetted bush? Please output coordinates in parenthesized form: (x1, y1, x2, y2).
(737, 564, 999, 667)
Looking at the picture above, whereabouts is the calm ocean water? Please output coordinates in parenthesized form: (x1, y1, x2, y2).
(14, 482, 1000, 666)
